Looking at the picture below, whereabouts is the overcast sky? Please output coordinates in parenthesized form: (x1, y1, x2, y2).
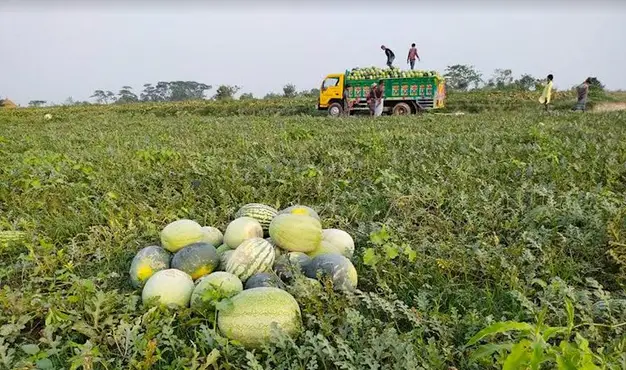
(1, 1, 625, 105)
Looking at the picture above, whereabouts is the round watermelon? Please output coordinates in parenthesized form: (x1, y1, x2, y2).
(217, 287, 302, 348)
(321, 229, 355, 258)
(191, 271, 243, 308)
(171, 242, 219, 280)
(223, 217, 263, 249)
(278, 205, 320, 220)
(226, 238, 275, 282)
(142, 269, 194, 308)
(219, 250, 235, 271)
(235, 203, 278, 235)
(269, 214, 322, 253)
(244, 272, 285, 289)
(273, 252, 312, 281)
(201, 226, 223, 246)
(129, 245, 171, 288)
(160, 219, 204, 253)
(305, 254, 358, 292)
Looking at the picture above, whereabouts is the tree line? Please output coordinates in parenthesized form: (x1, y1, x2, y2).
(25, 65, 605, 107)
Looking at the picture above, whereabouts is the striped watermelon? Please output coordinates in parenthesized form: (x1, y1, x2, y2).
(235, 203, 278, 234)
(226, 238, 275, 281)
(219, 250, 235, 271)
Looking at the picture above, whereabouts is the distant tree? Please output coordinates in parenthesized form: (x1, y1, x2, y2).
(141, 81, 212, 102)
(263, 92, 282, 100)
(140, 83, 158, 102)
(213, 85, 241, 100)
(116, 86, 138, 104)
(299, 88, 320, 98)
(486, 69, 514, 89)
(90, 90, 116, 104)
(283, 84, 297, 98)
(443, 64, 482, 91)
(28, 100, 47, 107)
(514, 74, 539, 91)
(63, 97, 76, 106)
(239, 92, 254, 100)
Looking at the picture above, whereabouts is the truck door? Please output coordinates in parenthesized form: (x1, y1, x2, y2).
(319, 76, 342, 107)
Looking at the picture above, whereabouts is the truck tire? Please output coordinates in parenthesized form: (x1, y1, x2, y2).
(328, 102, 343, 117)
(392, 102, 411, 116)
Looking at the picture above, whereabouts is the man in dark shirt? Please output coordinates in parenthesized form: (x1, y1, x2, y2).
(381, 45, 395, 68)
(572, 78, 591, 112)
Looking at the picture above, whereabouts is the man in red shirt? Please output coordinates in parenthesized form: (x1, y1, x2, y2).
(407, 43, 420, 70)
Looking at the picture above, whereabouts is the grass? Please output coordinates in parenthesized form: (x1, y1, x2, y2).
(1, 95, 626, 369)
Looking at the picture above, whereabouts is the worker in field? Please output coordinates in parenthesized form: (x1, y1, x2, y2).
(342, 83, 353, 117)
(367, 83, 377, 116)
(407, 43, 420, 70)
(538, 74, 554, 111)
(373, 80, 385, 116)
(381, 45, 395, 68)
(572, 77, 591, 112)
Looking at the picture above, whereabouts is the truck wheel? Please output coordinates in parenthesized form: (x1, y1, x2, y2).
(392, 102, 411, 116)
(328, 103, 343, 117)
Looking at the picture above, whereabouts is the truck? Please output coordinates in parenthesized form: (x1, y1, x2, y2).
(317, 68, 446, 117)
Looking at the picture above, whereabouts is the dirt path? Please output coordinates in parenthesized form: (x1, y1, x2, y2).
(592, 102, 626, 112)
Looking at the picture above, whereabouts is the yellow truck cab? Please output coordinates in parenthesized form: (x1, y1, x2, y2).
(317, 69, 446, 117)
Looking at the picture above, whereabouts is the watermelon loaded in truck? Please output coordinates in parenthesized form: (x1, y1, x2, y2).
(317, 67, 446, 117)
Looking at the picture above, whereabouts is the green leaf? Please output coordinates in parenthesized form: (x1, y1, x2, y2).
(36, 358, 54, 369)
(383, 244, 399, 260)
(470, 343, 513, 362)
(215, 298, 233, 312)
(565, 298, 574, 330)
(404, 246, 417, 262)
(467, 321, 535, 346)
(529, 339, 547, 370)
(503, 339, 531, 370)
(21, 344, 40, 355)
(542, 326, 568, 341)
(363, 248, 379, 266)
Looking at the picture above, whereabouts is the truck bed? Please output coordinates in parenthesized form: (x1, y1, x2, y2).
(345, 75, 445, 109)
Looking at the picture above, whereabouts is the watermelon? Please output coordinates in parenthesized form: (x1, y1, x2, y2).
(235, 203, 278, 234)
(287, 276, 323, 299)
(305, 254, 358, 292)
(219, 250, 235, 271)
(307, 240, 342, 258)
(129, 245, 172, 288)
(191, 271, 243, 308)
(226, 238, 275, 282)
(223, 217, 263, 249)
(160, 219, 204, 253)
(171, 242, 219, 280)
(217, 287, 302, 348)
(273, 252, 312, 281)
(265, 237, 284, 258)
(201, 226, 223, 246)
(216, 244, 231, 256)
(269, 214, 322, 253)
(278, 205, 320, 220)
(321, 229, 355, 258)
(142, 269, 194, 308)
(244, 272, 285, 289)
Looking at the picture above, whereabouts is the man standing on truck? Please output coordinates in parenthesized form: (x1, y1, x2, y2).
(572, 77, 591, 112)
(407, 43, 420, 70)
(538, 74, 554, 111)
(381, 45, 395, 68)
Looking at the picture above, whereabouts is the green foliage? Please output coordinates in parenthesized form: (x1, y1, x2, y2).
(1, 107, 626, 368)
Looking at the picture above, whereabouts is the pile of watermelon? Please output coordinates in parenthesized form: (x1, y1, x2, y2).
(348, 66, 442, 80)
(128, 203, 357, 348)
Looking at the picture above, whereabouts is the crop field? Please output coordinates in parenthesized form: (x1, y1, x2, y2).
(1, 94, 626, 369)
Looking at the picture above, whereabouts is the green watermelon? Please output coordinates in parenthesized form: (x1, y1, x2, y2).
(217, 287, 302, 348)
(223, 217, 263, 249)
(269, 214, 322, 253)
(191, 271, 243, 308)
(129, 245, 172, 288)
(160, 219, 204, 253)
(306, 240, 342, 258)
(244, 272, 285, 289)
(216, 244, 231, 256)
(201, 226, 223, 246)
(321, 229, 355, 258)
(226, 237, 275, 282)
(305, 254, 358, 292)
(278, 205, 320, 220)
(273, 252, 312, 281)
(235, 203, 278, 234)
(171, 242, 219, 280)
(142, 269, 194, 308)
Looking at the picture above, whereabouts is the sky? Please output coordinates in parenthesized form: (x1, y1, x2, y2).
(1, 1, 625, 106)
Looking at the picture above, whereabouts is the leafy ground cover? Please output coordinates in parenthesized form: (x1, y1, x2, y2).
(1, 106, 625, 369)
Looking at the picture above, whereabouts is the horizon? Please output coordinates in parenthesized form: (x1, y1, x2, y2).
(2, 2, 625, 105)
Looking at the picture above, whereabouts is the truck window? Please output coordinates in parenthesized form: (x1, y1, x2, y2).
(322, 77, 339, 90)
